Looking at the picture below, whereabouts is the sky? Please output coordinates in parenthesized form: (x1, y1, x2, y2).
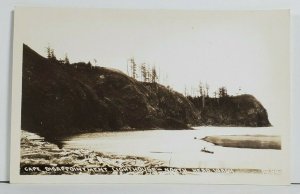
(15, 8, 290, 127)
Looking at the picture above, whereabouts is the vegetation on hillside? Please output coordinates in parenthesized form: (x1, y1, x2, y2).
(21, 44, 271, 142)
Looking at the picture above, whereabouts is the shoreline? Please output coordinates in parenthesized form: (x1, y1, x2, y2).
(21, 130, 167, 175)
(202, 135, 281, 150)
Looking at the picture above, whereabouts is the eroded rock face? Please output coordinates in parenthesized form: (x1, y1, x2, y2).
(21, 44, 271, 141)
(188, 94, 271, 127)
(21, 44, 201, 139)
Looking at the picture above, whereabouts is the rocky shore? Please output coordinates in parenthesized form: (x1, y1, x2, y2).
(20, 131, 168, 175)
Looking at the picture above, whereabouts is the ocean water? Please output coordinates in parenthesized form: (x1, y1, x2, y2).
(63, 127, 283, 169)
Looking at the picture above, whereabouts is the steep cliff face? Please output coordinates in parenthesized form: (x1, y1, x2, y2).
(21, 44, 200, 139)
(188, 95, 271, 127)
(21, 44, 271, 140)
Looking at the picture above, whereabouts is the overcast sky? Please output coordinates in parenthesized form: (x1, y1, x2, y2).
(15, 8, 290, 127)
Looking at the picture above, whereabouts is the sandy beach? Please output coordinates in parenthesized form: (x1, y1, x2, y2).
(202, 135, 281, 149)
(20, 130, 167, 175)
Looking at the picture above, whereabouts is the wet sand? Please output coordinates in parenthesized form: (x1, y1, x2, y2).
(202, 135, 281, 149)
(20, 130, 166, 175)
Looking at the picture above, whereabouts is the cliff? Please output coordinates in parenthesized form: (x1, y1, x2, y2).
(187, 95, 271, 127)
(21, 44, 271, 141)
(21, 44, 200, 140)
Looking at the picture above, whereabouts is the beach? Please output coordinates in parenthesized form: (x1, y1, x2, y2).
(20, 130, 166, 175)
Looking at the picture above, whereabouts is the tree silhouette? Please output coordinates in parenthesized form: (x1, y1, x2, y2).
(129, 58, 137, 79)
(46, 46, 56, 61)
(146, 64, 151, 82)
(140, 63, 147, 82)
(199, 82, 203, 97)
(46, 46, 52, 59)
(151, 66, 158, 83)
(205, 83, 209, 97)
(50, 49, 56, 60)
(198, 82, 205, 108)
(64, 54, 70, 65)
(219, 86, 228, 98)
(184, 85, 188, 96)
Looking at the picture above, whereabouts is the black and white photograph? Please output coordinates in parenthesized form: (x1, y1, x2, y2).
(10, 7, 290, 184)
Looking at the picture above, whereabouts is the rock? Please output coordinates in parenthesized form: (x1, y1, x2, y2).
(21, 44, 271, 144)
(188, 94, 271, 127)
(21, 44, 199, 141)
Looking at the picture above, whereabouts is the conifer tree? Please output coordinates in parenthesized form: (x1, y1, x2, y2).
(129, 58, 137, 79)
(46, 46, 52, 59)
(151, 66, 158, 83)
(50, 49, 56, 60)
(199, 82, 205, 108)
(64, 54, 70, 64)
(140, 63, 147, 82)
